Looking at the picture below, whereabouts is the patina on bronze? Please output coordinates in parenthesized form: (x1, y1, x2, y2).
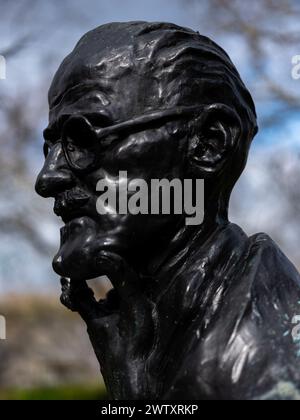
(35, 22, 300, 400)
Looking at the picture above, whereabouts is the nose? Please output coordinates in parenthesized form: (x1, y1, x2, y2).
(35, 142, 75, 197)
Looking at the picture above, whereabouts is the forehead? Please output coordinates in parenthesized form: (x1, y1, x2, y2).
(47, 36, 163, 134)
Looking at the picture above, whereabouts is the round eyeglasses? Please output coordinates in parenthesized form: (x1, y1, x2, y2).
(55, 105, 203, 174)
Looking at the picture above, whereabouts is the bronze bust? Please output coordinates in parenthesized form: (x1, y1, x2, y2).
(35, 22, 300, 400)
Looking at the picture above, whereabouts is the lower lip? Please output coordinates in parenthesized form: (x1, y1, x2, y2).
(60, 216, 89, 241)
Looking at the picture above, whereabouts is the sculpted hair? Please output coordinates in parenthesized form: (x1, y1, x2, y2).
(50, 21, 258, 188)
(130, 22, 258, 189)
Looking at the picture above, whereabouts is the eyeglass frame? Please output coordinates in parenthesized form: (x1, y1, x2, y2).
(45, 105, 203, 175)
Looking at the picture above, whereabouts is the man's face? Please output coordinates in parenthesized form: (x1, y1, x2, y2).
(35, 48, 190, 280)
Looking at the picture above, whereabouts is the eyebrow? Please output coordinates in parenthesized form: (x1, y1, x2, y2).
(43, 128, 58, 143)
(49, 80, 113, 109)
(43, 115, 68, 142)
(43, 112, 113, 143)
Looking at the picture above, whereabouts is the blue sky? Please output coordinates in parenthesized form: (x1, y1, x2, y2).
(0, 0, 299, 293)
(3, 0, 299, 150)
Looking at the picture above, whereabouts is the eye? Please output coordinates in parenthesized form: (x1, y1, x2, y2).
(62, 116, 99, 171)
(63, 127, 96, 161)
(63, 117, 96, 149)
(66, 143, 75, 152)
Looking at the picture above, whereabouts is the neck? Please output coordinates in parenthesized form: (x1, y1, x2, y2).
(131, 216, 229, 297)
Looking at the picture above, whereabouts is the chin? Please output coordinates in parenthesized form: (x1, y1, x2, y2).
(52, 236, 124, 280)
(52, 216, 100, 279)
(53, 215, 132, 279)
(52, 251, 97, 280)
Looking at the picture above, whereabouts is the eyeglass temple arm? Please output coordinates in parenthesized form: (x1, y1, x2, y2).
(94, 105, 203, 139)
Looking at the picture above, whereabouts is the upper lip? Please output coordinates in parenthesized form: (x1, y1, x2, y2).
(54, 188, 90, 223)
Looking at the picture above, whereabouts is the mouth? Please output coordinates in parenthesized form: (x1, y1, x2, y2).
(99, 287, 120, 314)
(54, 188, 90, 223)
(59, 210, 87, 224)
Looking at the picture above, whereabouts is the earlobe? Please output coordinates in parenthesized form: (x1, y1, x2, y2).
(187, 104, 242, 176)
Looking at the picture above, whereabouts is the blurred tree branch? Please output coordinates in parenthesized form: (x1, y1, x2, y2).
(186, 0, 300, 127)
(0, 0, 299, 271)
(2, 35, 32, 58)
(0, 1, 56, 257)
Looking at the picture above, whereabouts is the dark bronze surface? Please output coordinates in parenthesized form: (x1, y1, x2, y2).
(35, 22, 300, 400)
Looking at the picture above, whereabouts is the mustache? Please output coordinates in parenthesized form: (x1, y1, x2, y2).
(54, 187, 90, 218)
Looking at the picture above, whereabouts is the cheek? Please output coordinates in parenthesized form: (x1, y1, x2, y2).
(77, 130, 188, 225)
(105, 129, 187, 179)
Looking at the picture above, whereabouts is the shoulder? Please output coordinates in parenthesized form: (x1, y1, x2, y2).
(244, 232, 300, 300)
(214, 232, 300, 398)
(176, 231, 300, 399)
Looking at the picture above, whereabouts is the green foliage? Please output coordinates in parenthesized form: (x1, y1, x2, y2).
(0, 384, 108, 400)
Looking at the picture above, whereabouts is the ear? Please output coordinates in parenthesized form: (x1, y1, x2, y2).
(187, 104, 242, 177)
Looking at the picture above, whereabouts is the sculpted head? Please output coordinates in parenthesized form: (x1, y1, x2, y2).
(35, 21, 258, 280)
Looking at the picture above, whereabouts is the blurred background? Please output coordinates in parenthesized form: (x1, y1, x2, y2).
(0, 0, 299, 400)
